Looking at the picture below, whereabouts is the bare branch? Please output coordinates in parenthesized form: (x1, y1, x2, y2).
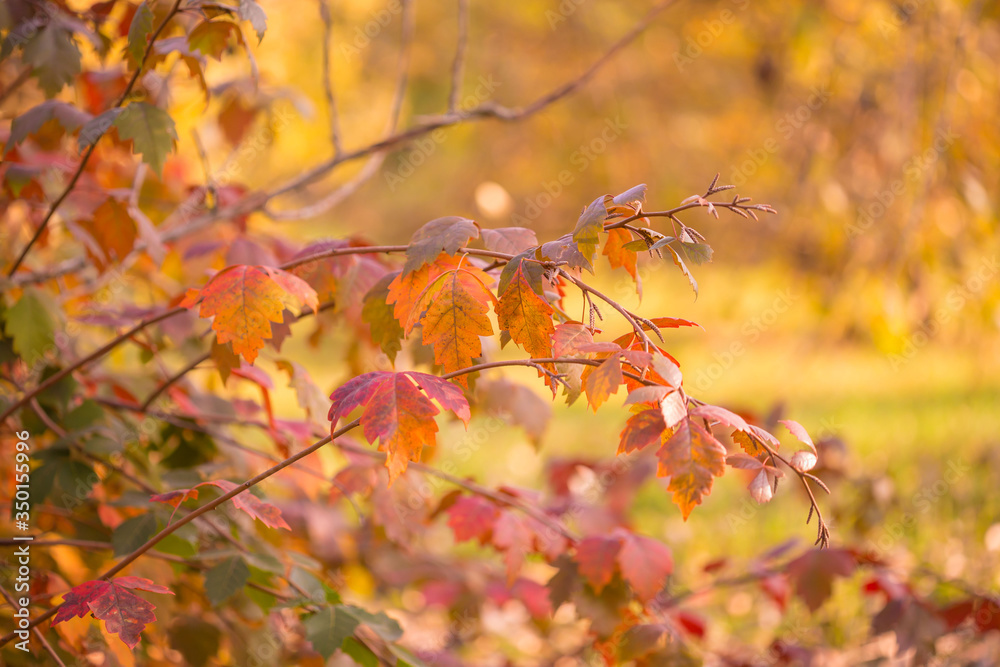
(319, 0, 344, 154)
(448, 0, 470, 112)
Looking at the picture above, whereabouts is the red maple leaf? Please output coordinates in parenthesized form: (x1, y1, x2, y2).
(52, 577, 174, 649)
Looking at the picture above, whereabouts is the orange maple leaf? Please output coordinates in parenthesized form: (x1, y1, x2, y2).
(185, 265, 318, 364)
(582, 354, 623, 411)
(386, 253, 460, 325)
(656, 417, 727, 520)
(496, 259, 554, 359)
(406, 268, 496, 386)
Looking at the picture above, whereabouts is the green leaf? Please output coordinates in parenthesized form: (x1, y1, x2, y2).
(127, 2, 154, 64)
(204, 556, 250, 606)
(648, 235, 677, 251)
(112, 513, 159, 556)
(571, 196, 607, 265)
(238, 0, 268, 43)
(303, 607, 359, 660)
(22, 24, 81, 97)
(664, 244, 698, 299)
(362, 272, 404, 362)
(498, 249, 544, 296)
(672, 240, 713, 265)
(342, 638, 378, 667)
(36, 366, 78, 410)
(339, 605, 403, 642)
(64, 400, 104, 431)
(113, 102, 178, 175)
(622, 239, 650, 252)
(4, 288, 57, 363)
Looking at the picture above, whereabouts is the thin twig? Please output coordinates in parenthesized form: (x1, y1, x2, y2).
(319, 0, 344, 154)
(448, 0, 470, 112)
(142, 351, 211, 410)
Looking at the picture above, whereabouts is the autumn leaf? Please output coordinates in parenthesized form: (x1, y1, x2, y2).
(4, 288, 59, 362)
(617, 531, 673, 601)
(5, 100, 91, 152)
(479, 378, 552, 445)
(492, 510, 535, 584)
(184, 265, 318, 364)
(538, 233, 594, 273)
(480, 227, 538, 255)
(406, 268, 496, 385)
(787, 548, 858, 612)
(328, 371, 470, 483)
(603, 227, 639, 283)
(583, 354, 623, 411)
(77, 197, 137, 270)
(574, 535, 622, 593)
(276, 359, 329, 427)
(288, 238, 390, 319)
(618, 408, 666, 455)
(497, 258, 555, 359)
(238, 0, 268, 43)
(779, 419, 817, 453)
(210, 339, 240, 384)
(691, 403, 749, 432)
(362, 272, 405, 362)
(149, 488, 199, 508)
(188, 20, 245, 60)
(663, 243, 699, 298)
(53, 577, 174, 649)
(206, 480, 290, 530)
(403, 216, 480, 275)
(656, 417, 727, 520)
(571, 196, 607, 266)
(387, 254, 479, 325)
(446, 495, 498, 543)
(551, 322, 596, 357)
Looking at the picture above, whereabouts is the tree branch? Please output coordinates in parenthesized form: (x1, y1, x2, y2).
(319, 0, 343, 154)
(448, 0, 470, 112)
